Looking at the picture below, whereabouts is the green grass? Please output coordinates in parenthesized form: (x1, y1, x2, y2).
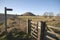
(0, 31, 32, 40)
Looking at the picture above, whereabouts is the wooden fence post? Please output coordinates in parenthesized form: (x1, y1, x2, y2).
(40, 21, 47, 40)
(27, 19, 31, 34)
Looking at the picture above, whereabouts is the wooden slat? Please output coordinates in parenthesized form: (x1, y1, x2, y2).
(47, 31, 59, 37)
(31, 24, 37, 28)
(31, 31, 37, 36)
(48, 25, 60, 30)
(31, 28, 38, 33)
(31, 33, 37, 39)
(46, 35, 56, 40)
(31, 21, 37, 24)
(48, 27, 54, 32)
(47, 31, 59, 40)
(31, 23, 37, 26)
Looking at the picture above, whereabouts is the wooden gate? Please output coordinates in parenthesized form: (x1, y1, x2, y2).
(28, 20, 47, 40)
(28, 20, 59, 40)
(30, 21, 38, 40)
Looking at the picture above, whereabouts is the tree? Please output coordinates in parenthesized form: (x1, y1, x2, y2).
(56, 13, 60, 18)
(56, 13, 60, 17)
(43, 12, 49, 18)
(43, 12, 54, 18)
(48, 12, 54, 18)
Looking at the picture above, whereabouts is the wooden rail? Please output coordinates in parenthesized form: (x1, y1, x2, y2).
(47, 25, 60, 40)
(47, 25, 60, 30)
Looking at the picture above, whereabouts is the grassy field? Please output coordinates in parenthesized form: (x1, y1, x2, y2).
(0, 16, 60, 40)
(18, 16, 60, 26)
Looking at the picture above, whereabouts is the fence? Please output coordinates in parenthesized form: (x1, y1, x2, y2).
(46, 25, 60, 40)
(0, 18, 59, 40)
(28, 20, 59, 40)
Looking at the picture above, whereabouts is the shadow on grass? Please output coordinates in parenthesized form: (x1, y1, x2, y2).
(5, 31, 33, 40)
(0, 27, 34, 40)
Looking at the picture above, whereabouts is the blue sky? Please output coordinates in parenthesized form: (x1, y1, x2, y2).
(0, 0, 60, 15)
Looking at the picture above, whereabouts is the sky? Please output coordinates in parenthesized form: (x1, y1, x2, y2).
(0, 0, 60, 15)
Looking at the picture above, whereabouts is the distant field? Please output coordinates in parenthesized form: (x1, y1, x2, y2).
(18, 16, 60, 26)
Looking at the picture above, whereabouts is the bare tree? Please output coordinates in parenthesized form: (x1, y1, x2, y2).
(48, 12, 54, 18)
(56, 13, 60, 18)
(43, 12, 49, 18)
(56, 13, 60, 17)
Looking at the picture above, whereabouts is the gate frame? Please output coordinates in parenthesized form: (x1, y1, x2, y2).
(28, 20, 47, 40)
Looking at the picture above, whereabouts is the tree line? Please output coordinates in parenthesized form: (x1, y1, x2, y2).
(43, 12, 60, 18)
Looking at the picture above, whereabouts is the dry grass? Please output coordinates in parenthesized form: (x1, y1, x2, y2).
(0, 16, 60, 40)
